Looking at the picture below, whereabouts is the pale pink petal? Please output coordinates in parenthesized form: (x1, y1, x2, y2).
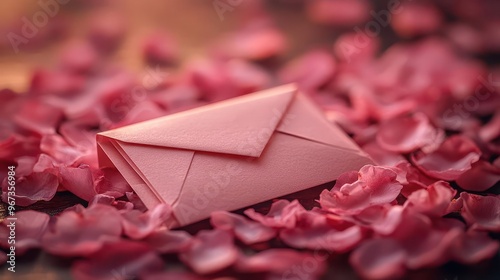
(59, 165, 97, 201)
(376, 113, 439, 153)
(179, 229, 238, 274)
(210, 211, 276, 245)
(460, 193, 500, 231)
(320, 165, 403, 214)
(411, 135, 481, 180)
(121, 204, 172, 239)
(244, 200, 306, 229)
(362, 141, 407, 166)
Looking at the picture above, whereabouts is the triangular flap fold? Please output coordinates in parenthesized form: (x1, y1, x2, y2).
(98, 84, 297, 157)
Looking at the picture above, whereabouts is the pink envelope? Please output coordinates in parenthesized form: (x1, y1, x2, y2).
(97, 84, 373, 227)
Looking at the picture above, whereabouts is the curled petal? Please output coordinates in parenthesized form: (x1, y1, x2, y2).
(320, 165, 403, 214)
(2, 172, 59, 206)
(411, 135, 481, 180)
(179, 229, 238, 275)
(244, 200, 306, 229)
(404, 181, 457, 217)
(210, 211, 276, 245)
(121, 204, 172, 239)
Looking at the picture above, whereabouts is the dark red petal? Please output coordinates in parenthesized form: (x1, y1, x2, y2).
(179, 229, 238, 274)
(210, 211, 276, 245)
(71, 240, 164, 280)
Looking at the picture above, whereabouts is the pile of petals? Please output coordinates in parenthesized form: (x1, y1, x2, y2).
(1, 1, 500, 279)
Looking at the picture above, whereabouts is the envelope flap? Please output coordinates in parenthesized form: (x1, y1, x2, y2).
(98, 84, 297, 157)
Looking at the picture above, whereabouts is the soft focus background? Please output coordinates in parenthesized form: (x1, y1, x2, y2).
(1, 0, 500, 279)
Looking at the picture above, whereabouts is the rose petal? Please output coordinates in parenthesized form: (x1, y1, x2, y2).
(143, 228, 192, 254)
(451, 230, 500, 264)
(320, 165, 403, 214)
(121, 204, 172, 239)
(404, 181, 457, 217)
(0, 210, 50, 254)
(460, 193, 500, 231)
(210, 211, 276, 245)
(244, 200, 306, 229)
(350, 238, 407, 280)
(42, 204, 122, 256)
(179, 229, 238, 274)
(280, 211, 362, 252)
(376, 113, 439, 153)
(456, 160, 500, 192)
(71, 240, 164, 280)
(2, 172, 59, 206)
(411, 135, 481, 180)
(236, 249, 326, 278)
